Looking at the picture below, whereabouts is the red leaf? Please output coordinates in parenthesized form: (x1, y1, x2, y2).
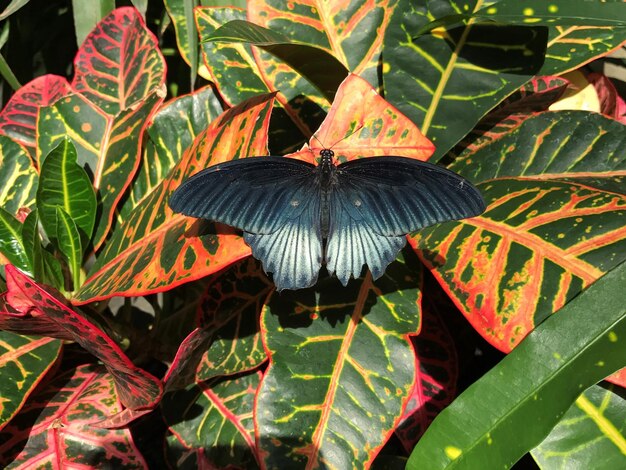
(0, 75, 71, 154)
(289, 74, 434, 163)
(0, 364, 148, 468)
(3, 265, 163, 411)
(72, 7, 165, 115)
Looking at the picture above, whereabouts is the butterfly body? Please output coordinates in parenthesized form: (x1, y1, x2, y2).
(169, 151, 485, 291)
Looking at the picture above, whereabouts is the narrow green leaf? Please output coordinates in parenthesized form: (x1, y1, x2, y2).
(0, 206, 30, 274)
(0, 0, 29, 21)
(71, 0, 115, 47)
(55, 207, 82, 291)
(36, 139, 97, 245)
(0, 51, 21, 91)
(21, 209, 43, 281)
(407, 261, 626, 469)
(205, 20, 349, 101)
(130, 0, 148, 17)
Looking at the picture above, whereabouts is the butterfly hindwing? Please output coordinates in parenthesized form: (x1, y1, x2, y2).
(325, 195, 406, 285)
(169, 157, 317, 234)
(326, 156, 485, 284)
(244, 185, 322, 290)
(334, 157, 485, 236)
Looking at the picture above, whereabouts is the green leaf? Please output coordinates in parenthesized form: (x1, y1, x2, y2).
(71, 0, 115, 47)
(407, 261, 626, 469)
(257, 251, 422, 468)
(532, 383, 626, 468)
(415, 0, 626, 37)
(21, 209, 42, 281)
(36, 139, 97, 245)
(0, 206, 30, 274)
(206, 20, 349, 101)
(55, 207, 83, 290)
(384, 0, 549, 160)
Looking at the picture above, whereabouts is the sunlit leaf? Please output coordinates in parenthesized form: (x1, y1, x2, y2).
(0, 136, 38, 215)
(407, 260, 626, 469)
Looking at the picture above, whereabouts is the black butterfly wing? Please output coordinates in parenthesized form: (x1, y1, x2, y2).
(169, 157, 318, 234)
(326, 156, 485, 284)
(169, 157, 323, 291)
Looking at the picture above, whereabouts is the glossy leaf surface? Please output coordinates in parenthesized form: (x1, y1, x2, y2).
(256, 251, 421, 469)
(407, 261, 626, 469)
(384, 0, 549, 160)
(129, 85, 224, 211)
(38, 7, 165, 249)
(0, 135, 38, 214)
(3, 265, 163, 411)
(0, 332, 61, 430)
(206, 19, 349, 101)
(532, 383, 626, 469)
(0, 207, 30, 274)
(76, 93, 275, 303)
(246, 0, 398, 90)
(55, 207, 83, 289)
(36, 139, 96, 244)
(413, 111, 626, 352)
(0, 364, 148, 469)
(195, 7, 273, 106)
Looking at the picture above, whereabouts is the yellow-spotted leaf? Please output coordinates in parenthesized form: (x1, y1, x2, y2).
(412, 110, 626, 352)
(257, 251, 422, 468)
(532, 383, 626, 468)
(127, 85, 224, 212)
(37, 7, 165, 249)
(0, 136, 38, 215)
(205, 19, 349, 101)
(0, 75, 71, 156)
(195, 7, 269, 106)
(247, 0, 398, 90)
(74, 93, 276, 304)
(407, 260, 626, 468)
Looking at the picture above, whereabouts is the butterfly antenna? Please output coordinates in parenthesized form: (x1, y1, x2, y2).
(312, 124, 365, 150)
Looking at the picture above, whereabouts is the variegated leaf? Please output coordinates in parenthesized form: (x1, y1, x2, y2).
(384, 0, 549, 160)
(75, 93, 275, 303)
(0, 332, 62, 431)
(0, 364, 148, 468)
(412, 110, 626, 352)
(0, 136, 38, 215)
(257, 251, 421, 469)
(0, 75, 71, 156)
(163, 371, 261, 469)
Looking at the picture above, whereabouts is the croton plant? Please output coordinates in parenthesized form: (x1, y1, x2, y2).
(0, 1, 625, 469)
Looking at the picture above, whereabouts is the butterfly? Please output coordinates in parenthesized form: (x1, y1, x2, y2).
(169, 149, 485, 291)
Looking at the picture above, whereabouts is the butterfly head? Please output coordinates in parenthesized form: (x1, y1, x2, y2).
(319, 148, 335, 165)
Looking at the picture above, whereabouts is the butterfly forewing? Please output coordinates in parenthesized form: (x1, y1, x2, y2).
(333, 157, 485, 236)
(169, 157, 317, 234)
(325, 157, 486, 284)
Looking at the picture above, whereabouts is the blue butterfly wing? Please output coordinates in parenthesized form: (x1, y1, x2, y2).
(169, 157, 322, 290)
(169, 157, 318, 234)
(326, 156, 485, 284)
(244, 186, 322, 291)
